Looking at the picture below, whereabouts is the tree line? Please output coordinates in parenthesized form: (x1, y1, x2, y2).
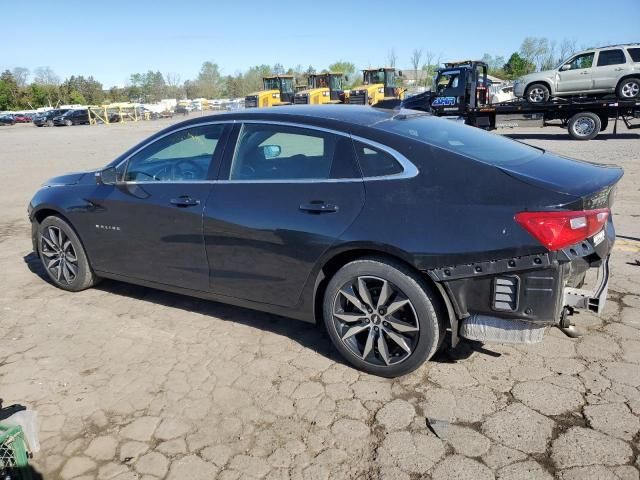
(0, 36, 583, 111)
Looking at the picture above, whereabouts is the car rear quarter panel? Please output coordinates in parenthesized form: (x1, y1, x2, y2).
(335, 132, 573, 270)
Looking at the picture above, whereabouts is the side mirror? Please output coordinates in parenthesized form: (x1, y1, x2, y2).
(262, 145, 281, 159)
(96, 166, 118, 185)
(398, 70, 403, 77)
(344, 75, 349, 82)
(560, 64, 571, 71)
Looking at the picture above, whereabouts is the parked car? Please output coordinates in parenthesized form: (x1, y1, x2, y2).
(33, 110, 69, 127)
(0, 114, 16, 126)
(53, 109, 90, 126)
(28, 106, 622, 377)
(514, 43, 640, 103)
(14, 113, 32, 123)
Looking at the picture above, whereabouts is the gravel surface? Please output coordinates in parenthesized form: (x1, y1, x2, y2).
(0, 117, 639, 479)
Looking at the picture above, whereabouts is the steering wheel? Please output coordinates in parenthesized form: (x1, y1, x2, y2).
(130, 170, 161, 181)
(174, 159, 205, 180)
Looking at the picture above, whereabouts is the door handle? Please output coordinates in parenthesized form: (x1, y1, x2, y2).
(299, 201, 339, 213)
(580, 71, 589, 75)
(170, 196, 200, 207)
(614, 67, 624, 71)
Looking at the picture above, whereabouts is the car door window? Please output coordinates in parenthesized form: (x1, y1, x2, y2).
(563, 53, 594, 70)
(628, 48, 640, 62)
(597, 49, 626, 67)
(229, 124, 358, 180)
(125, 124, 225, 182)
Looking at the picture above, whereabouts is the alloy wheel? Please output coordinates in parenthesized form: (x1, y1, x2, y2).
(621, 81, 640, 98)
(40, 226, 78, 284)
(528, 87, 546, 103)
(573, 117, 596, 137)
(332, 276, 420, 366)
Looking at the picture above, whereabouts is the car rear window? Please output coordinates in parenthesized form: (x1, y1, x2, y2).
(628, 48, 640, 62)
(375, 115, 543, 166)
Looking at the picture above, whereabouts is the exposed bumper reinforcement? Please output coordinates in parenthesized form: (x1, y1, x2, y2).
(563, 256, 609, 315)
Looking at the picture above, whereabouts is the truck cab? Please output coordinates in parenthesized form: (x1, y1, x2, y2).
(429, 61, 490, 116)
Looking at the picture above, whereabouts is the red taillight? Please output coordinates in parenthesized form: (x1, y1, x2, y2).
(515, 208, 609, 251)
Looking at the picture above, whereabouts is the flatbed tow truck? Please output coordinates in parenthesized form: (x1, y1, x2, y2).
(388, 60, 640, 140)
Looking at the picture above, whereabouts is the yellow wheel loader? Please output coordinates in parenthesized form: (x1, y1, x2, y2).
(245, 75, 295, 108)
(293, 73, 346, 105)
(348, 67, 403, 106)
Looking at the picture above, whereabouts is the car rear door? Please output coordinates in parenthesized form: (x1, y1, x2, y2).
(203, 122, 365, 307)
(84, 122, 231, 291)
(557, 52, 595, 93)
(593, 49, 628, 91)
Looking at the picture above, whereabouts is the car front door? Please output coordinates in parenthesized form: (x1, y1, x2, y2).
(557, 52, 595, 93)
(203, 122, 365, 307)
(593, 49, 627, 91)
(83, 123, 230, 290)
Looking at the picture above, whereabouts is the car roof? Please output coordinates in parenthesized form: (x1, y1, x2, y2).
(178, 105, 397, 129)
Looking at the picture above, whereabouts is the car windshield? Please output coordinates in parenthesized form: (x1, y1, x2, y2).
(376, 115, 544, 166)
(329, 75, 343, 91)
(363, 70, 385, 85)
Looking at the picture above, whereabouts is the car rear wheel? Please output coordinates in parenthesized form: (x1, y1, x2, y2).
(617, 78, 640, 99)
(525, 83, 550, 103)
(323, 257, 444, 377)
(38, 216, 98, 292)
(568, 112, 601, 140)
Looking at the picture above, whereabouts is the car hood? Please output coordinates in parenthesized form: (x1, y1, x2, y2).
(518, 69, 556, 82)
(42, 171, 92, 187)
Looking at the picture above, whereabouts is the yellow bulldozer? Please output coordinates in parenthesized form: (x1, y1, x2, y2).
(293, 72, 346, 105)
(347, 67, 403, 106)
(245, 75, 295, 108)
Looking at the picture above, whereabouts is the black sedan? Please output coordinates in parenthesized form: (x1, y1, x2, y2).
(28, 106, 622, 376)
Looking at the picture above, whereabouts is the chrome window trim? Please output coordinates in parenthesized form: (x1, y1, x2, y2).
(224, 120, 418, 184)
(114, 120, 235, 171)
(111, 118, 418, 185)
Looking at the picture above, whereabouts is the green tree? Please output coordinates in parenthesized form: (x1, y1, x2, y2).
(0, 70, 19, 110)
(328, 61, 357, 86)
(195, 61, 222, 98)
(502, 52, 535, 79)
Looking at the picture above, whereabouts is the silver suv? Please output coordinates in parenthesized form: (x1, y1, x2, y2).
(514, 44, 640, 103)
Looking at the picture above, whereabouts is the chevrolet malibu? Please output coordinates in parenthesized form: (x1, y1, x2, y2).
(28, 106, 622, 377)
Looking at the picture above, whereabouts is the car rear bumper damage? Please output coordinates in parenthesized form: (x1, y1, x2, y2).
(428, 237, 612, 346)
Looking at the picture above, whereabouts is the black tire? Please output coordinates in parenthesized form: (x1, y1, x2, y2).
(46, 120, 53, 127)
(323, 257, 444, 377)
(37, 216, 98, 292)
(568, 112, 601, 140)
(599, 116, 609, 132)
(616, 77, 640, 99)
(524, 83, 550, 103)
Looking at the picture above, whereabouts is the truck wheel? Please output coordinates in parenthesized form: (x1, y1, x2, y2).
(568, 112, 601, 140)
(525, 83, 550, 103)
(617, 78, 640, 99)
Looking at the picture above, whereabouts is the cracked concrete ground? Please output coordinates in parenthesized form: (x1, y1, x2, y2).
(0, 119, 639, 479)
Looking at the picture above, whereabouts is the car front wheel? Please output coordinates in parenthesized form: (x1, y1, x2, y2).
(525, 83, 550, 103)
(37, 216, 98, 291)
(323, 257, 444, 377)
(617, 78, 640, 99)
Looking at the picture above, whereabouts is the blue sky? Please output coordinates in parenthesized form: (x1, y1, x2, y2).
(2, 0, 638, 88)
